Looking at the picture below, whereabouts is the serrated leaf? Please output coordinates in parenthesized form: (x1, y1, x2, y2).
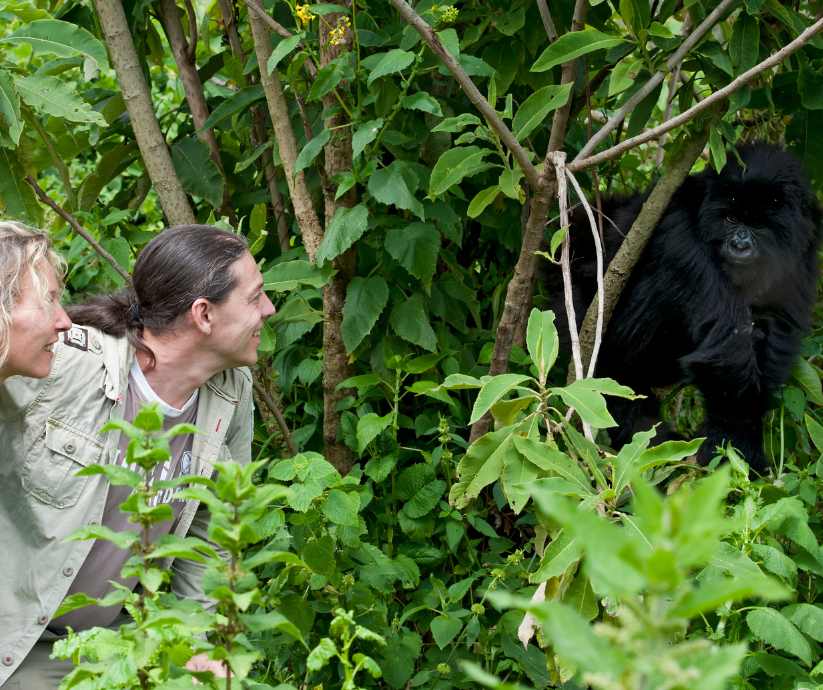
(467, 186, 500, 218)
(1, 19, 109, 69)
(322, 489, 360, 526)
(263, 259, 332, 292)
(401, 91, 442, 116)
(15, 75, 106, 125)
(0, 70, 22, 148)
(294, 128, 331, 177)
(385, 223, 440, 286)
(368, 161, 425, 219)
(342, 275, 389, 353)
(367, 49, 415, 85)
(531, 28, 627, 73)
(429, 146, 494, 197)
(357, 412, 393, 454)
(171, 136, 223, 207)
(747, 607, 813, 665)
(316, 203, 369, 266)
(201, 86, 264, 131)
(403, 479, 446, 518)
(389, 294, 437, 351)
(352, 118, 383, 159)
(267, 34, 302, 73)
(512, 83, 572, 141)
(470, 374, 531, 425)
(782, 604, 823, 642)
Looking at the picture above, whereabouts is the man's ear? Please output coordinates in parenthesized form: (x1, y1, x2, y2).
(190, 298, 213, 335)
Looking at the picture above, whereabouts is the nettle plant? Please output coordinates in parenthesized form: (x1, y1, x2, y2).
(51, 404, 299, 690)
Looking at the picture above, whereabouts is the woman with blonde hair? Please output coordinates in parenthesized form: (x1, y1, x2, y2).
(0, 221, 72, 381)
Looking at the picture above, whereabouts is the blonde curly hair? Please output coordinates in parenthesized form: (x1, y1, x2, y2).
(0, 221, 66, 370)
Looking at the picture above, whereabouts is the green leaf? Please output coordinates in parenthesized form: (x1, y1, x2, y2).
(805, 414, 823, 454)
(1, 19, 109, 70)
(792, 358, 823, 404)
(322, 489, 360, 526)
(78, 143, 138, 211)
(403, 479, 446, 518)
(551, 380, 615, 428)
(389, 294, 437, 351)
(342, 276, 389, 353)
(513, 436, 593, 496)
(531, 530, 581, 583)
(201, 85, 264, 131)
(267, 34, 302, 73)
(501, 451, 539, 513)
(0, 70, 22, 148)
(263, 260, 332, 292)
(368, 161, 425, 219)
(620, 0, 650, 35)
(531, 28, 627, 73)
(431, 113, 481, 133)
(171, 136, 224, 207)
(364, 453, 397, 483)
(316, 203, 369, 266)
(526, 309, 559, 384)
(747, 607, 813, 666)
(308, 55, 351, 100)
(512, 83, 572, 141)
(531, 601, 627, 676)
(782, 604, 823, 642)
(352, 118, 383, 159)
(400, 91, 443, 116)
(307, 638, 337, 671)
(450, 431, 517, 508)
(0, 148, 40, 224)
(470, 374, 531, 425)
(240, 612, 306, 646)
(385, 223, 440, 286)
(467, 186, 500, 218)
(429, 146, 494, 197)
(367, 49, 416, 85)
(14, 75, 106, 125)
(430, 615, 462, 649)
(69, 524, 140, 550)
(440, 373, 483, 390)
(294, 129, 330, 178)
(729, 12, 759, 73)
(356, 412, 393, 454)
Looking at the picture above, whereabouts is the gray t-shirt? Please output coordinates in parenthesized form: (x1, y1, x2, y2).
(51, 360, 199, 632)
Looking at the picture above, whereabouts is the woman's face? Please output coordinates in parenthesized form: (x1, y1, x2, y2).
(1, 262, 71, 380)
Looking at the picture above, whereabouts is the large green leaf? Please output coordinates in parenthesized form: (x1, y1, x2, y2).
(316, 203, 369, 266)
(746, 608, 813, 665)
(467, 186, 499, 218)
(368, 161, 425, 219)
(389, 294, 437, 351)
(526, 309, 559, 384)
(782, 604, 823, 642)
(384, 223, 440, 286)
(342, 276, 389, 353)
(201, 86, 264, 131)
(430, 615, 462, 649)
(0, 70, 22, 148)
(403, 479, 446, 518)
(469, 374, 532, 425)
(0, 148, 41, 224)
(171, 136, 223, 208)
(367, 49, 416, 85)
(267, 34, 302, 73)
(322, 489, 360, 526)
(729, 12, 759, 74)
(429, 146, 494, 197)
(262, 260, 332, 292)
(78, 143, 138, 210)
(450, 430, 517, 508)
(356, 412, 393, 454)
(352, 118, 383, 159)
(14, 75, 106, 125)
(531, 28, 627, 73)
(512, 83, 572, 141)
(530, 530, 581, 583)
(1, 19, 109, 70)
(294, 128, 331, 176)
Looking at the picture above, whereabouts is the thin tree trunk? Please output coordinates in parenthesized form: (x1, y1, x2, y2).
(94, 0, 195, 226)
(247, 4, 324, 261)
(319, 6, 356, 475)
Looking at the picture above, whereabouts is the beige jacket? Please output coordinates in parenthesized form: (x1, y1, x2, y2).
(0, 325, 253, 685)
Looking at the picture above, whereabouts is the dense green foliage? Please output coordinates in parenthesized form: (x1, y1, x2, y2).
(2, 0, 823, 688)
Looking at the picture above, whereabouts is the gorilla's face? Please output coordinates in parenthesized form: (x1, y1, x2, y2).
(697, 146, 819, 296)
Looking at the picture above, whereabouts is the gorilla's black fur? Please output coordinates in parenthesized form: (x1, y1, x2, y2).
(564, 143, 822, 470)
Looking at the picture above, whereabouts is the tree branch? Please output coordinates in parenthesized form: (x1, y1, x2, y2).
(575, 0, 735, 161)
(245, 0, 317, 77)
(26, 176, 131, 284)
(388, 0, 539, 189)
(570, 15, 823, 172)
(252, 375, 296, 456)
(535, 0, 557, 42)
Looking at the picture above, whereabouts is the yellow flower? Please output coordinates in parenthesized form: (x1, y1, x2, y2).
(295, 3, 314, 26)
(327, 15, 351, 47)
(439, 5, 458, 23)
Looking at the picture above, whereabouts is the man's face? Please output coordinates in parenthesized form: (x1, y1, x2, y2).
(2, 262, 71, 380)
(208, 251, 276, 369)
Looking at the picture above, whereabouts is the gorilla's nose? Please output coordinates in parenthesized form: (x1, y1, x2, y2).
(731, 229, 753, 251)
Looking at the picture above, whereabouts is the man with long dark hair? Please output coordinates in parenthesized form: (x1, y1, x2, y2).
(0, 224, 276, 688)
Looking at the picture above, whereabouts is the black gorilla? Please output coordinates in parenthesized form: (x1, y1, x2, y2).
(564, 143, 821, 471)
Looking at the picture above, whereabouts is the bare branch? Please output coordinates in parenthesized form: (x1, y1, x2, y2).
(570, 15, 823, 172)
(548, 0, 588, 152)
(26, 176, 131, 284)
(388, 0, 539, 189)
(252, 375, 297, 456)
(183, 0, 197, 62)
(535, 0, 557, 42)
(575, 0, 735, 161)
(245, 0, 317, 77)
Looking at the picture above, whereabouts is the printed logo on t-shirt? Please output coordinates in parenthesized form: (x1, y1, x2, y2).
(63, 326, 89, 351)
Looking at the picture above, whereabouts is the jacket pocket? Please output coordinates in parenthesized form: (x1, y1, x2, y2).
(22, 419, 103, 508)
